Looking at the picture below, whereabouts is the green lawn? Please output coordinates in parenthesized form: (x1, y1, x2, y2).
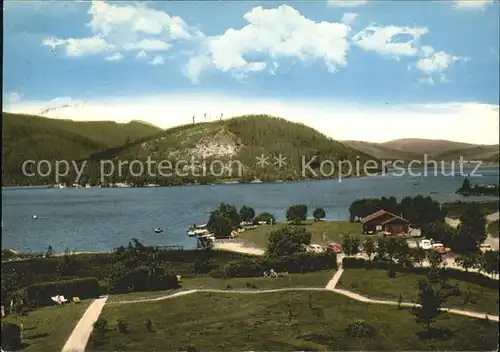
(107, 270, 335, 303)
(238, 220, 363, 249)
(3, 301, 91, 352)
(88, 291, 498, 351)
(337, 269, 500, 315)
(487, 219, 499, 238)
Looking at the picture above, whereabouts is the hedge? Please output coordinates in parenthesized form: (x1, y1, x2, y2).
(218, 252, 338, 278)
(110, 267, 179, 294)
(342, 257, 499, 289)
(26, 277, 101, 307)
(1, 322, 22, 351)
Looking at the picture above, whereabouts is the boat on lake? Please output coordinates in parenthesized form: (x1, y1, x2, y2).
(186, 224, 209, 236)
(154, 228, 163, 233)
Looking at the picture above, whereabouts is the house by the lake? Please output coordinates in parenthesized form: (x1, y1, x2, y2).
(360, 210, 410, 235)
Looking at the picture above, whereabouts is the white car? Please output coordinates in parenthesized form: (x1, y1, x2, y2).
(419, 239, 432, 250)
(307, 244, 325, 253)
(480, 243, 492, 252)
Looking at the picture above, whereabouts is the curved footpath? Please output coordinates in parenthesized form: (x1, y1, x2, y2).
(61, 268, 499, 352)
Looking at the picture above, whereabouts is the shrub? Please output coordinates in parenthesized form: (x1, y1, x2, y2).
(111, 267, 150, 294)
(388, 268, 397, 278)
(26, 277, 100, 307)
(93, 317, 108, 347)
(345, 319, 376, 338)
(223, 258, 265, 278)
(208, 268, 227, 279)
(193, 258, 217, 274)
(110, 267, 179, 294)
(117, 319, 129, 333)
(1, 322, 22, 351)
(222, 252, 337, 278)
(153, 274, 180, 290)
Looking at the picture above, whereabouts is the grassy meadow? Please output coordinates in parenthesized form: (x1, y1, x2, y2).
(88, 291, 498, 351)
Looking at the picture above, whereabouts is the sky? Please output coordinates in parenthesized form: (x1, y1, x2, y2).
(3, 0, 500, 144)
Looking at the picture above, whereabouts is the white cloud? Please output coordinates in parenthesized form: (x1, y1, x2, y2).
(87, 1, 193, 39)
(42, 1, 194, 59)
(341, 13, 358, 25)
(42, 36, 113, 57)
(416, 46, 463, 84)
(185, 5, 351, 83)
(420, 45, 435, 57)
(4, 94, 499, 145)
(136, 50, 148, 60)
(352, 25, 429, 58)
(5, 92, 21, 104)
(328, 0, 369, 7)
(454, 0, 493, 10)
(123, 39, 171, 51)
(149, 56, 165, 66)
(105, 53, 123, 61)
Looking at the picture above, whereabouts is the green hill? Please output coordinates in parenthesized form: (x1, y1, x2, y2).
(92, 114, 380, 185)
(2, 113, 163, 185)
(2, 114, 380, 186)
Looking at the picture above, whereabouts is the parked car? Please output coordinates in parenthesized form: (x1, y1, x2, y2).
(419, 239, 432, 250)
(307, 244, 325, 253)
(326, 243, 342, 253)
(480, 243, 493, 252)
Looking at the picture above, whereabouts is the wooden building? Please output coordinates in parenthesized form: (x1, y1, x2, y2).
(360, 209, 409, 235)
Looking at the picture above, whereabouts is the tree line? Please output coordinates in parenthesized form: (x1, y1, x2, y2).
(349, 195, 445, 228)
(206, 203, 327, 239)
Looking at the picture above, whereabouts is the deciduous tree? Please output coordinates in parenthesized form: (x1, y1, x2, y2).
(312, 207, 326, 221)
(286, 204, 308, 225)
(267, 227, 311, 257)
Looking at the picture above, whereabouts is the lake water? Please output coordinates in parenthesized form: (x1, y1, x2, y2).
(2, 167, 498, 253)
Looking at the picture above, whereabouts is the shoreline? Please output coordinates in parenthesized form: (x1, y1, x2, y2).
(3, 164, 498, 189)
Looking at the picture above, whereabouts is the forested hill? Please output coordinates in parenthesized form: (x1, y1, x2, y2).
(2, 114, 381, 186)
(2, 113, 163, 185)
(89, 114, 381, 185)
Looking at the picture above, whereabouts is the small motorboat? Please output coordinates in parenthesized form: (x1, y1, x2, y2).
(154, 228, 163, 233)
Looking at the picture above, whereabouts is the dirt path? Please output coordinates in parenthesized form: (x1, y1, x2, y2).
(325, 269, 344, 290)
(486, 212, 499, 223)
(61, 296, 108, 352)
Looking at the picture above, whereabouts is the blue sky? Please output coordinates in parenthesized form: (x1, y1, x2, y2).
(3, 0, 500, 144)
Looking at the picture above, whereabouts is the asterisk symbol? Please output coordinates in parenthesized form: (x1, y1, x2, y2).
(274, 154, 287, 168)
(256, 154, 269, 168)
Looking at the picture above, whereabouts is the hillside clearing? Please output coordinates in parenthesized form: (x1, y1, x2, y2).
(88, 291, 498, 351)
(337, 268, 499, 315)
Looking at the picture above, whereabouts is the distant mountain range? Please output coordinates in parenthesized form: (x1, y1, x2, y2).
(342, 138, 499, 162)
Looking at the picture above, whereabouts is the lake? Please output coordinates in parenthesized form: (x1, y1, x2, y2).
(2, 167, 498, 253)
